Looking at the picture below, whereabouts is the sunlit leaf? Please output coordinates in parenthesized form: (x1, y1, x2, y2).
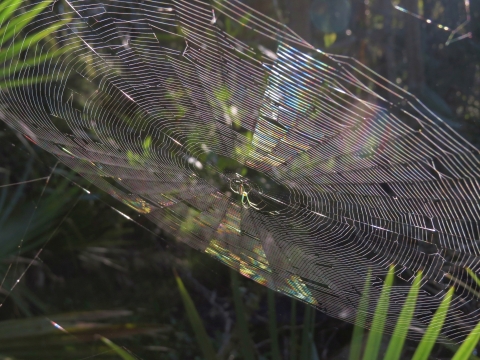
(0, 0, 55, 45)
(383, 271, 423, 360)
(324, 33, 337, 48)
(362, 266, 395, 360)
(451, 321, 480, 360)
(349, 269, 371, 360)
(0, 0, 23, 24)
(412, 287, 455, 360)
(0, 46, 71, 78)
(466, 268, 480, 288)
(0, 17, 70, 63)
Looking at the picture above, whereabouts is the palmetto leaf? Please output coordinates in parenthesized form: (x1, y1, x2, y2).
(0, 0, 55, 45)
(0, 0, 70, 90)
(349, 270, 372, 360)
(362, 266, 395, 360)
(383, 271, 423, 360)
(411, 287, 455, 360)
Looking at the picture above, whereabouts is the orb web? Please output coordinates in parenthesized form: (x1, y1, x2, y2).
(0, 0, 479, 342)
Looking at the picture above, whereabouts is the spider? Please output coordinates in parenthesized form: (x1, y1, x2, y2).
(229, 176, 265, 211)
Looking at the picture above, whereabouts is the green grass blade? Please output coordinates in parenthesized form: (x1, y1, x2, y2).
(384, 271, 423, 360)
(362, 266, 395, 360)
(0, 0, 23, 24)
(174, 271, 217, 360)
(100, 336, 136, 360)
(0, 0, 54, 45)
(0, 46, 71, 78)
(0, 17, 70, 64)
(290, 298, 297, 360)
(268, 288, 281, 360)
(230, 269, 255, 360)
(349, 269, 372, 360)
(452, 321, 480, 360)
(466, 268, 480, 287)
(412, 287, 455, 360)
(300, 304, 313, 360)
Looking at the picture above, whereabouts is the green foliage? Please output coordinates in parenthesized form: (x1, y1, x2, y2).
(175, 270, 217, 360)
(126, 136, 153, 165)
(0, 178, 76, 247)
(178, 265, 480, 360)
(349, 271, 479, 360)
(412, 287, 455, 360)
(453, 321, 480, 360)
(101, 336, 137, 360)
(467, 268, 480, 288)
(0, 310, 160, 359)
(0, 0, 71, 88)
(323, 33, 337, 48)
(0, 1, 479, 359)
(142, 136, 152, 156)
(349, 269, 371, 360)
(384, 271, 423, 360)
(363, 266, 395, 360)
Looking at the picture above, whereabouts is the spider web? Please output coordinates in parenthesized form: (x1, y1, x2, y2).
(0, 0, 479, 342)
(394, 0, 472, 45)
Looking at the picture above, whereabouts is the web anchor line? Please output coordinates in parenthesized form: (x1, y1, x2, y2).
(393, 0, 472, 45)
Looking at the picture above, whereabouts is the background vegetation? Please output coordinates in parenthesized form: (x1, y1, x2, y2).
(0, 0, 479, 359)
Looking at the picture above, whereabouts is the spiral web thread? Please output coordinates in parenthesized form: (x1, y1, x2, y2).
(0, 0, 479, 342)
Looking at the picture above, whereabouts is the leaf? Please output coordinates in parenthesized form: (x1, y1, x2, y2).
(324, 33, 337, 48)
(362, 265, 395, 360)
(412, 287, 455, 360)
(451, 321, 480, 360)
(0, 310, 162, 359)
(384, 271, 423, 360)
(143, 136, 152, 150)
(174, 270, 217, 360)
(466, 268, 480, 288)
(0, 0, 54, 45)
(0, 17, 70, 64)
(100, 336, 137, 360)
(231, 269, 256, 360)
(349, 269, 372, 360)
(0, 46, 71, 79)
(0, 0, 23, 24)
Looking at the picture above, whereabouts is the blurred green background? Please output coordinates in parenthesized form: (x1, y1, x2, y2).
(0, 0, 479, 359)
